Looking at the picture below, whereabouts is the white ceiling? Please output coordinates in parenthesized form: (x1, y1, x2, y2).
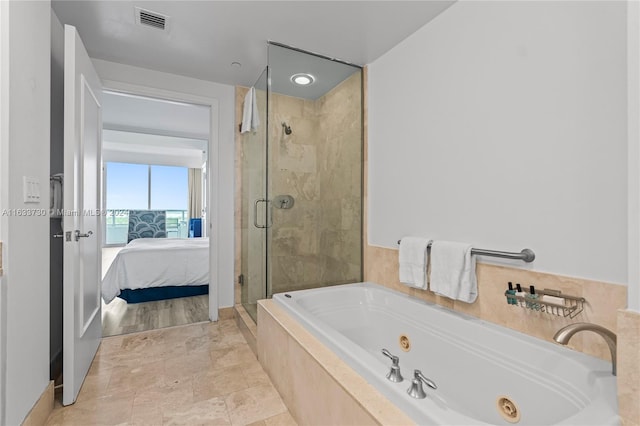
(102, 90, 210, 139)
(51, 1, 455, 88)
(268, 43, 360, 100)
(103, 129, 206, 168)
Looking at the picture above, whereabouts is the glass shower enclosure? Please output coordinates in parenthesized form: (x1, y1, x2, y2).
(240, 43, 363, 322)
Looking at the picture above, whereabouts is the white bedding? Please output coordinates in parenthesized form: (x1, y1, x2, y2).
(102, 238, 209, 304)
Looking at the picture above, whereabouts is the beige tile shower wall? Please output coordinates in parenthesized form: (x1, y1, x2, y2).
(364, 245, 627, 361)
(316, 73, 363, 286)
(269, 73, 362, 294)
(268, 93, 322, 294)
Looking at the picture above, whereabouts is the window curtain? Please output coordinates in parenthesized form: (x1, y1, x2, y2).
(188, 168, 202, 220)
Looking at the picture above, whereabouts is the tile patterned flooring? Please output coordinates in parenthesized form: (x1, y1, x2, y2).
(46, 319, 297, 425)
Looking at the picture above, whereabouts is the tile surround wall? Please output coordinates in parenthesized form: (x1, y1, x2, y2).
(364, 245, 627, 361)
(257, 299, 413, 425)
(364, 242, 638, 424)
(617, 309, 640, 426)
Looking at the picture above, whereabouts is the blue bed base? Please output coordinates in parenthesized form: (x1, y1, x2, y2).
(118, 285, 209, 304)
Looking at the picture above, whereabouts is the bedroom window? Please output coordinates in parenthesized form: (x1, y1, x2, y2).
(105, 162, 189, 245)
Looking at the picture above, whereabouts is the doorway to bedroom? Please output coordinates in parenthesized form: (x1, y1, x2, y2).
(100, 90, 211, 337)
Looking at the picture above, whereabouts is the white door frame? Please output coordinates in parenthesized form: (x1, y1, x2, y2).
(100, 79, 220, 321)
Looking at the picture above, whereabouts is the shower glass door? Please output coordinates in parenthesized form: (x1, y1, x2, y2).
(240, 68, 268, 321)
(240, 44, 364, 323)
(266, 43, 363, 298)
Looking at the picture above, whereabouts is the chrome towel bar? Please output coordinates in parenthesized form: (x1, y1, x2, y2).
(397, 240, 535, 263)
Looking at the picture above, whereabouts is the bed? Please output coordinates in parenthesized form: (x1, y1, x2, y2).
(102, 237, 209, 304)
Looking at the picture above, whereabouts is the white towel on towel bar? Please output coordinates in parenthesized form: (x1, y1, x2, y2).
(240, 87, 260, 133)
(430, 240, 477, 303)
(399, 237, 431, 290)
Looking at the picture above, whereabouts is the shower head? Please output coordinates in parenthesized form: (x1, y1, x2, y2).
(281, 122, 292, 135)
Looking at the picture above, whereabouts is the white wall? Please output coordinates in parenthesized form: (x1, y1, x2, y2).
(368, 1, 628, 286)
(0, 1, 51, 424)
(93, 59, 236, 309)
(0, 3, 7, 423)
(628, 1, 640, 312)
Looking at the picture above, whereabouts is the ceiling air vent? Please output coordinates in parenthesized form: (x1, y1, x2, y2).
(135, 7, 169, 31)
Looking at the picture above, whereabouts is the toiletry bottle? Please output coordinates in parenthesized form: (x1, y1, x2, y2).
(528, 285, 540, 310)
(515, 284, 525, 306)
(506, 282, 517, 305)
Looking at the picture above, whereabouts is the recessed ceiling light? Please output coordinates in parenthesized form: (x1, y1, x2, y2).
(231, 62, 242, 69)
(291, 73, 315, 86)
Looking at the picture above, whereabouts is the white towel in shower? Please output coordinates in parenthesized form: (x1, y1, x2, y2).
(240, 87, 260, 133)
(429, 240, 477, 303)
(399, 237, 430, 290)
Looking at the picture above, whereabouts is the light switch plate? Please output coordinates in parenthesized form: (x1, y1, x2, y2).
(23, 176, 40, 204)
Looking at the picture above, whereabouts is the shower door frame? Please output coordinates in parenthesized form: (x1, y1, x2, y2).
(242, 42, 365, 320)
(241, 66, 270, 320)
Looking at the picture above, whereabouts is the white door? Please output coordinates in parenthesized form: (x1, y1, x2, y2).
(62, 24, 103, 406)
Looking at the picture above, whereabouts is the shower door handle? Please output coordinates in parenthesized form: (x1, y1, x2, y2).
(254, 199, 272, 229)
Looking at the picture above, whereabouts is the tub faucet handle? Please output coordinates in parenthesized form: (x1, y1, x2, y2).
(407, 369, 437, 399)
(381, 349, 404, 383)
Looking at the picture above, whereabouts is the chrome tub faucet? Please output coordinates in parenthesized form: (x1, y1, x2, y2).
(381, 349, 404, 382)
(407, 369, 437, 399)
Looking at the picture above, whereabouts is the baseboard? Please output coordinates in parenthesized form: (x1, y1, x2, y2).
(218, 306, 235, 320)
(21, 381, 54, 426)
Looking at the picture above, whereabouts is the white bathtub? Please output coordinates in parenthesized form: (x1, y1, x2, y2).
(272, 282, 619, 425)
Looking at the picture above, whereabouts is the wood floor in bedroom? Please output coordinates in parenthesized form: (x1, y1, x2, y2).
(46, 319, 297, 425)
(102, 295, 210, 337)
(101, 247, 209, 337)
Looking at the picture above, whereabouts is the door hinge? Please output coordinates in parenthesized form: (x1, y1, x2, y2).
(238, 274, 244, 285)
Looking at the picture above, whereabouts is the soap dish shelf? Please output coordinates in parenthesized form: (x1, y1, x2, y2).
(504, 288, 585, 318)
